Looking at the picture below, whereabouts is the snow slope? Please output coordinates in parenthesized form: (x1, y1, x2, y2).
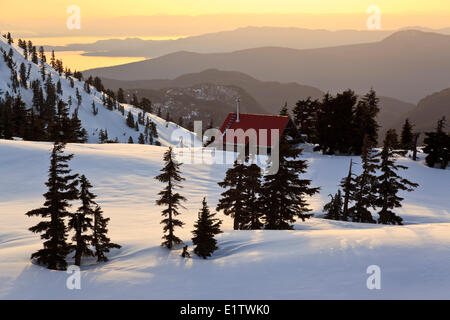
(0, 140, 449, 299)
(0, 37, 198, 146)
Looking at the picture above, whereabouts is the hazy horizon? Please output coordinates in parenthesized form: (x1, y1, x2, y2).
(2, 0, 450, 39)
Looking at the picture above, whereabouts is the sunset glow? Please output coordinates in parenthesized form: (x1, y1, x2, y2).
(1, 0, 450, 40)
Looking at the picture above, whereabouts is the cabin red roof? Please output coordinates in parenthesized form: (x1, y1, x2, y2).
(217, 113, 291, 147)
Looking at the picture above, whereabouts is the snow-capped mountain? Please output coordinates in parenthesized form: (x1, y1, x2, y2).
(0, 36, 198, 146)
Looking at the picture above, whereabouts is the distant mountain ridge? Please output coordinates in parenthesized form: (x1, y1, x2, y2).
(391, 88, 450, 134)
(46, 26, 450, 59)
(47, 26, 395, 58)
(101, 69, 416, 135)
(84, 30, 450, 104)
(101, 69, 324, 113)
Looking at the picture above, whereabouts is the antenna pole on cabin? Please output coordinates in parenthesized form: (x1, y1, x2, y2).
(236, 97, 240, 123)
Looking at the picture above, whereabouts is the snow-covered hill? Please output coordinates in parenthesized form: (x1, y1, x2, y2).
(0, 140, 449, 299)
(0, 36, 198, 146)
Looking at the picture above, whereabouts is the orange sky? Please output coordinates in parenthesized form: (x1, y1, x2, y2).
(1, 1, 450, 40)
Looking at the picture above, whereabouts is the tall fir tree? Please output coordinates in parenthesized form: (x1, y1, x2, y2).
(155, 147, 186, 249)
(25, 142, 79, 270)
(315, 90, 357, 155)
(138, 133, 145, 144)
(260, 135, 319, 229)
(352, 89, 380, 155)
(126, 111, 135, 128)
(349, 138, 378, 223)
(216, 155, 264, 230)
(293, 97, 319, 143)
(68, 175, 94, 266)
(400, 118, 414, 150)
(339, 159, 356, 221)
(375, 137, 418, 225)
(117, 88, 126, 103)
(92, 205, 121, 262)
(384, 129, 399, 150)
(192, 198, 222, 259)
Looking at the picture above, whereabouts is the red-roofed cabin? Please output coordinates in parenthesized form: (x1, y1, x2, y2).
(211, 112, 300, 153)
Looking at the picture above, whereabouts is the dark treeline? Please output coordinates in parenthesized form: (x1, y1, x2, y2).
(0, 32, 161, 145)
(293, 89, 380, 155)
(292, 89, 449, 169)
(0, 34, 87, 142)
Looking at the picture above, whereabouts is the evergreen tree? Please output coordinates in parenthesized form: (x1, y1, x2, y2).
(400, 118, 414, 150)
(376, 137, 418, 225)
(55, 59, 64, 76)
(349, 138, 378, 223)
(192, 198, 222, 259)
(11, 95, 27, 138)
(93, 77, 104, 92)
(323, 190, 343, 220)
(68, 175, 94, 266)
(75, 88, 82, 107)
(293, 97, 319, 143)
(0, 95, 13, 139)
(6, 32, 13, 45)
(131, 94, 139, 107)
(92, 101, 98, 115)
(423, 117, 450, 169)
(117, 88, 126, 103)
(50, 100, 72, 142)
(412, 132, 421, 161)
(339, 159, 356, 221)
(56, 80, 63, 95)
(315, 90, 357, 155)
(98, 129, 109, 144)
(50, 50, 56, 68)
(91, 205, 121, 262)
(128, 136, 134, 144)
(216, 160, 246, 230)
(217, 156, 264, 230)
(83, 81, 91, 94)
(126, 111, 135, 128)
(19, 62, 28, 88)
(141, 98, 152, 114)
(31, 46, 38, 64)
(240, 162, 264, 230)
(155, 147, 186, 249)
(352, 89, 380, 154)
(260, 135, 319, 229)
(25, 142, 79, 270)
(43, 76, 56, 121)
(138, 133, 145, 144)
(384, 129, 399, 150)
(70, 109, 88, 143)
